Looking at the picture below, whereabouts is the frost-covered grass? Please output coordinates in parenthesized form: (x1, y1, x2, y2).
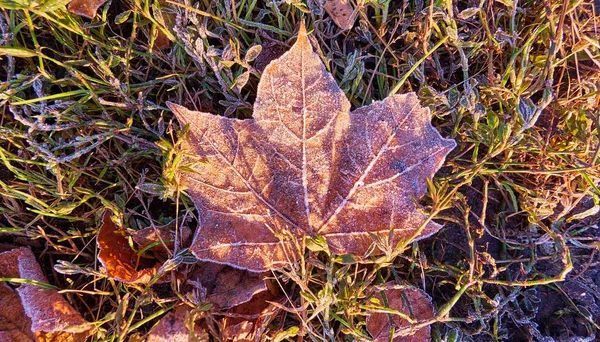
(1, 0, 599, 340)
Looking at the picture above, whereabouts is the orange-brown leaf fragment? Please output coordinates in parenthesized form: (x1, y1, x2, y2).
(220, 290, 281, 341)
(324, 0, 356, 30)
(97, 210, 157, 284)
(67, 0, 108, 19)
(188, 263, 268, 310)
(154, 30, 172, 51)
(0, 248, 92, 341)
(167, 22, 456, 272)
(132, 218, 192, 254)
(146, 306, 207, 342)
(366, 283, 435, 342)
(150, 0, 175, 50)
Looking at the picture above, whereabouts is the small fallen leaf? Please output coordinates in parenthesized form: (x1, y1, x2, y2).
(366, 283, 435, 342)
(97, 210, 157, 284)
(0, 247, 92, 341)
(153, 30, 172, 51)
(324, 0, 356, 30)
(146, 306, 207, 342)
(222, 320, 255, 342)
(67, 0, 107, 19)
(220, 290, 281, 341)
(132, 217, 192, 254)
(168, 22, 456, 272)
(150, 0, 175, 50)
(188, 263, 269, 310)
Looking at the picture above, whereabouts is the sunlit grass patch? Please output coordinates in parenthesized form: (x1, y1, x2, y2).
(0, 0, 599, 340)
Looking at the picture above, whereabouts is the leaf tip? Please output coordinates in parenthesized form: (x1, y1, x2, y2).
(102, 208, 113, 221)
(167, 101, 191, 126)
(296, 20, 309, 46)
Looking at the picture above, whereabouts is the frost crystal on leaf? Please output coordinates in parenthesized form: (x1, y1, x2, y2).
(167, 22, 456, 272)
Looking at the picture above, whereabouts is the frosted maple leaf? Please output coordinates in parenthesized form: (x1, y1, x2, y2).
(167, 22, 456, 272)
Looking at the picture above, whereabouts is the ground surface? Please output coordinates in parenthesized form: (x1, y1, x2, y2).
(0, 0, 599, 341)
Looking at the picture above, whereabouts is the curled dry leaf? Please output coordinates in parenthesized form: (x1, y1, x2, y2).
(146, 306, 207, 342)
(366, 283, 435, 342)
(0, 247, 92, 341)
(167, 22, 456, 272)
(324, 0, 356, 30)
(97, 210, 158, 284)
(67, 0, 108, 19)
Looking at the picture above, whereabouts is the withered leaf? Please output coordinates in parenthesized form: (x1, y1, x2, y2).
(324, 0, 356, 30)
(146, 306, 207, 342)
(187, 263, 268, 310)
(67, 0, 107, 19)
(150, 0, 175, 50)
(167, 22, 455, 272)
(366, 283, 435, 342)
(220, 290, 281, 342)
(153, 29, 172, 51)
(131, 217, 192, 255)
(97, 210, 157, 284)
(0, 247, 92, 341)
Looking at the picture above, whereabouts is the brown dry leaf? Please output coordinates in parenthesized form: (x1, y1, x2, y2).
(167, 22, 456, 272)
(97, 210, 157, 284)
(366, 283, 435, 342)
(0, 248, 92, 342)
(188, 263, 269, 310)
(132, 218, 192, 254)
(67, 0, 107, 19)
(220, 291, 281, 341)
(151, 0, 175, 50)
(324, 0, 356, 30)
(146, 306, 207, 342)
(153, 29, 172, 51)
